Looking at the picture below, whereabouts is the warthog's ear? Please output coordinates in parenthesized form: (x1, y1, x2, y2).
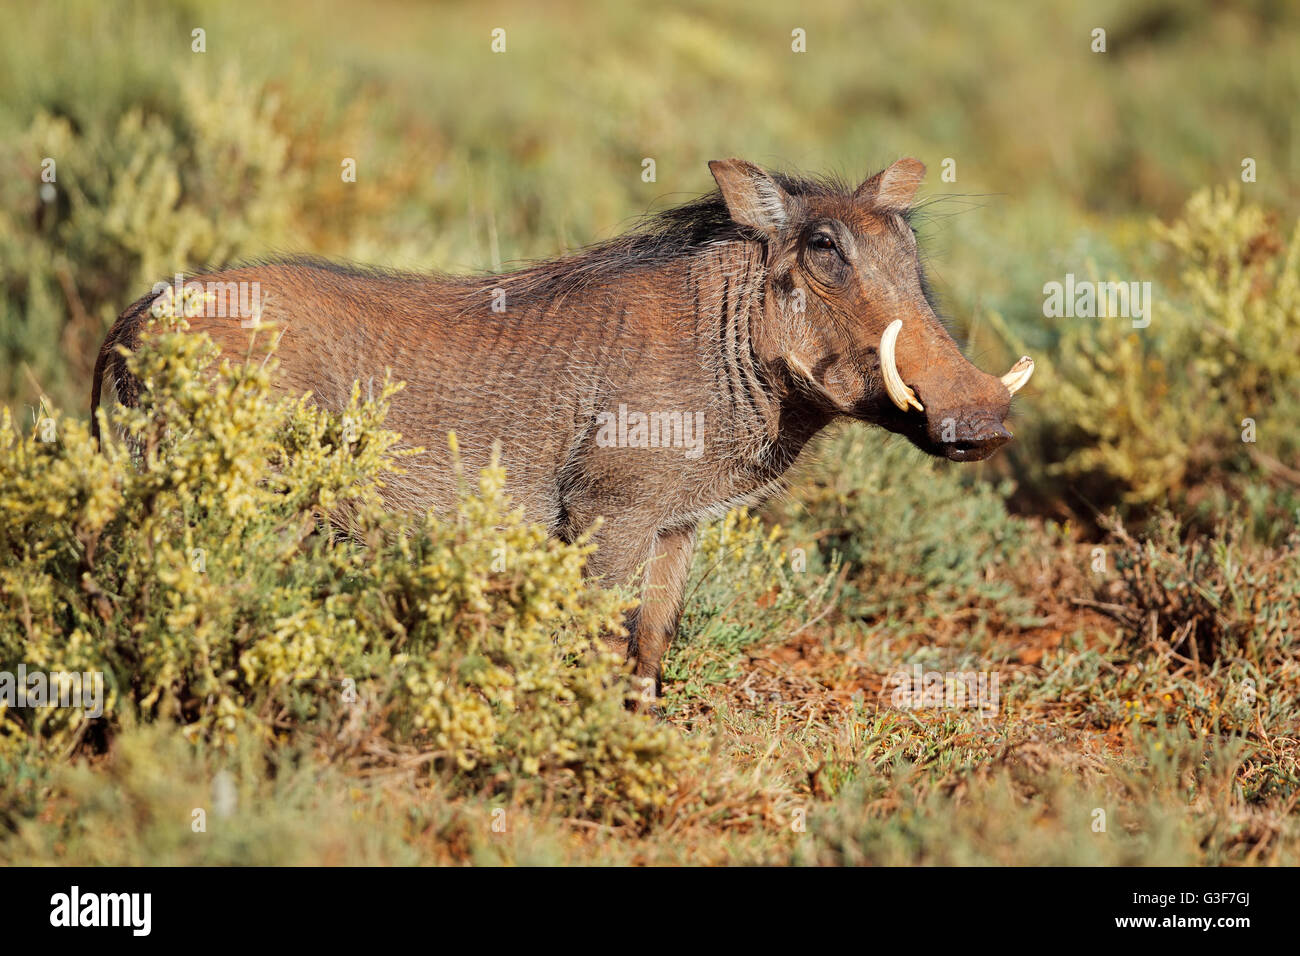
(855, 158, 926, 212)
(709, 158, 790, 235)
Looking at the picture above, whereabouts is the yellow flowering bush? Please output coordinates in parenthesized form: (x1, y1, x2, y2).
(1040, 186, 1300, 536)
(0, 317, 704, 821)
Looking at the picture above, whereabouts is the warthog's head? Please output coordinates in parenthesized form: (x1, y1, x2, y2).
(709, 157, 1033, 461)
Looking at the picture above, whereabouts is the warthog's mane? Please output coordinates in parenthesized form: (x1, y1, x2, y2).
(244, 172, 858, 310)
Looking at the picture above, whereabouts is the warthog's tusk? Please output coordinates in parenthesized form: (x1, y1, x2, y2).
(1001, 356, 1035, 396)
(880, 319, 924, 412)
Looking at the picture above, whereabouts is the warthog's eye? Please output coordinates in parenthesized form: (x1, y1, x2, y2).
(808, 232, 837, 253)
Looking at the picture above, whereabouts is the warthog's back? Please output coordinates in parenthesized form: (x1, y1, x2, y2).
(95, 255, 755, 537)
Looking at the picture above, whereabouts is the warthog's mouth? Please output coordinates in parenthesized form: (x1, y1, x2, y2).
(939, 429, 1013, 462)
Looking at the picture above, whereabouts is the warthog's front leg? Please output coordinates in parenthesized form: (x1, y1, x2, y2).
(568, 503, 695, 711)
(629, 525, 696, 710)
(576, 514, 656, 663)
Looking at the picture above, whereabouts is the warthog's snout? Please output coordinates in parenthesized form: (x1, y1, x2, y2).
(877, 318, 1034, 462)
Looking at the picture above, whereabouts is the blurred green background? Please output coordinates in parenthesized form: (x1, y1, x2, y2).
(3, 0, 1298, 534)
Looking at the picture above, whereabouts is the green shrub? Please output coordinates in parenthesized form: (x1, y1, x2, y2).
(776, 425, 1032, 624)
(0, 64, 298, 410)
(0, 315, 703, 822)
(666, 508, 841, 696)
(1034, 186, 1300, 538)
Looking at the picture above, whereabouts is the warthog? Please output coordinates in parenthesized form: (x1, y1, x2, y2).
(92, 158, 1033, 703)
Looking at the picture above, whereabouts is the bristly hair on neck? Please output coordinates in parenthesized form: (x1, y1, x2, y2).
(489, 171, 855, 306)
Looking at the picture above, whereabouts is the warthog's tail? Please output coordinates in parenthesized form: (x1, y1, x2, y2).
(90, 292, 154, 446)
